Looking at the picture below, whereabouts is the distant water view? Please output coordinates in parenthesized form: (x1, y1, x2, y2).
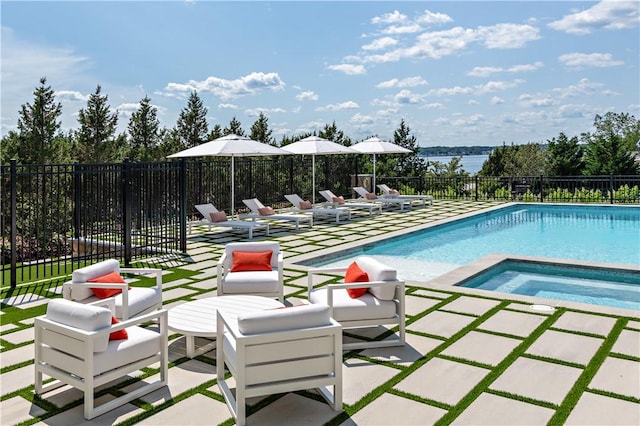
(420, 154, 488, 175)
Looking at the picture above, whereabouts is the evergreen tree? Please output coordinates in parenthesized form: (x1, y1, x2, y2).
(76, 85, 121, 162)
(392, 119, 427, 176)
(583, 130, 639, 175)
(174, 91, 209, 149)
(590, 112, 640, 152)
(2, 77, 69, 164)
(223, 116, 245, 136)
(128, 95, 161, 161)
(479, 143, 545, 176)
(250, 112, 274, 145)
(545, 132, 584, 176)
(319, 121, 351, 145)
(207, 124, 223, 141)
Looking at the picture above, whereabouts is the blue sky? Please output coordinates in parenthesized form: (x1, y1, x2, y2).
(1, 1, 639, 147)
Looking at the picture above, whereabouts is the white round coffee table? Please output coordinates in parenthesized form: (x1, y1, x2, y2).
(168, 295, 284, 358)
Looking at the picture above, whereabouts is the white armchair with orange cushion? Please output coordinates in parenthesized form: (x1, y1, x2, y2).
(62, 259, 162, 320)
(307, 256, 405, 350)
(35, 298, 168, 420)
(216, 241, 284, 302)
(217, 304, 342, 426)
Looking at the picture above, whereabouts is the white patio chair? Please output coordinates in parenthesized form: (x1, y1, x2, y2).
(377, 183, 433, 206)
(242, 198, 313, 229)
(217, 241, 284, 302)
(284, 193, 351, 223)
(34, 298, 168, 420)
(191, 203, 269, 239)
(63, 259, 162, 320)
(353, 186, 413, 211)
(217, 304, 342, 426)
(307, 256, 405, 350)
(318, 189, 381, 216)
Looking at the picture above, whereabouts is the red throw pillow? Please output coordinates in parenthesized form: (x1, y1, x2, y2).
(230, 250, 273, 272)
(345, 261, 369, 298)
(299, 200, 313, 210)
(88, 271, 126, 299)
(258, 206, 275, 216)
(365, 193, 377, 200)
(109, 316, 128, 341)
(332, 196, 345, 205)
(210, 211, 227, 222)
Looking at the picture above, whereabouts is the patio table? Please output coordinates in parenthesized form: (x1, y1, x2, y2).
(167, 295, 284, 358)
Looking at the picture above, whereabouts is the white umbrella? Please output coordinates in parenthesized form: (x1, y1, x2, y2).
(282, 135, 356, 204)
(351, 137, 411, 190)
(168, 134, 290, 215)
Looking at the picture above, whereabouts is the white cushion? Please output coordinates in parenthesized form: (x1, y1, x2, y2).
(356, 256, 398, 300)
(222, 271, 280, 293)
(94, 325, 161, 375)
(224, 242, 281, 268)
(70, 259, 121, 301)
(238, 304, 330, 335)
(45, 299, 111, 352)
(309, 289, 397, 322)
(113, 287, 161, 318)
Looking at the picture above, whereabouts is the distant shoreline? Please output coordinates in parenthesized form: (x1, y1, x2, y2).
(418, 146, 495, 156)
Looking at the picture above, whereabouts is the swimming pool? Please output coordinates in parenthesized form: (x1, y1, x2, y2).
(306, 204, 640, 282)
(456, 260, 640, 310)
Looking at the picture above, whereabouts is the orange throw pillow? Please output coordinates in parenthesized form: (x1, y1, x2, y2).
(345, 261, 369, 298)
(332, 196, 345, 205)
(299, 200, 313, 210)
(230, 250, 273, 272)
(258, 206, 275, 216)
(365, 193, 377, 200)
(210, 211, 227, 222)
(109, 316, 128, 341)
(88, 271, 126, 299)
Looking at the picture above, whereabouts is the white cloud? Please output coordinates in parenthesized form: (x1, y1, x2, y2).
(519, 93, 558, 107)
(548, 0, 640, 35)
(116, 102, 140, 118)
(382, 24, 423, 35)
(394, 89, 425, 104)
(327, 64, 366, 75)
(371, 10, 407, 25)
(350, 113, 375, 124)
(477, 23, 541, 49)
(164, 72, 285, 100)
(376, 76, 427, 89)
(559, 52, 624, 68)
(475, 79, 524, 94)
(468, 66, 503, 78)
(245, 107, 286, 117)
(490, 96, 504, 105)
(468, 62, 543, 77)
(316, 101, 359, 111)
(55, 90, 89, 102)
(508, 62, 544, 73)
(416, 10, 453, 25)
(552, 78, 604, 98)
(362, 37, 398, 51)
(428, 86, 474, 97)
(296, 90, 318, 101)
(420, 102, 445, 109)
(218, 103, 238, 109)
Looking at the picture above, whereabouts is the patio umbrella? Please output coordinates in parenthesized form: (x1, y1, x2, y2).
(351, 137, 411, 190)
(168, 134, 290, 215)
(282, 135, 356, 204)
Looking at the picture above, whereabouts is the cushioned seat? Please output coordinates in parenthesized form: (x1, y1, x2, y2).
(309, 289, 396, 322)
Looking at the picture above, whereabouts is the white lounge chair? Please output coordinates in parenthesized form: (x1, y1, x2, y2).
(284, 193, 351, 223)
(319, 189, 381, 216)
(353, 186, 413, 211)
(192, 203, 269, 240)
(242, 198, 313, 230)
(377, 184, 433, 206)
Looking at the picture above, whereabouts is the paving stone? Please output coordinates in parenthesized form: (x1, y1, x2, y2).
(360, 333, 444, 366)
(564, 391, 640, 425)
(246, 392, 341, 425)
(404, 294, 441, 316)
(506, 302, 555, 315)
(610, 329, 640, 357)
(627, 320, 640, 331)
(137, 393, 229, 425)
(179, 260, 218, 271)
(0, 323, 18, 333)
(188, 279, 216, 291)
(442, 331, 522, 366)
(410, 310, 476, 338)
(342, 357, 399, 406)
(440, 296, 501, 316)
(1, 293, 50, 309)
(589, 357, 640, 399)
(0, 343, 33, 369)
(395, 357, 490, 406)
(0, 395, 46, 425)
(490, 357, 583, 405)
(410, 289, 452, 299)
(453, 392, 555, 425)
(162, 278, 195, 289)
(161, 287, 199, 301)
(33, 393, 143, 426)
(525, 329, 603, 365)
(36, 374, 144, 408)
(552, 311, 616, 336)
(341, 392, 447, 425)
(1, 327, 33, 345)
(478, 310, 547, 337)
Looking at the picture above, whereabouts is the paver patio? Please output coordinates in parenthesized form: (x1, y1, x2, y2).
(1, 200, 639, 425)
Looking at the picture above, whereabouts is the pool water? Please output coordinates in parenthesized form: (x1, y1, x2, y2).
(458, 261, 640, 311)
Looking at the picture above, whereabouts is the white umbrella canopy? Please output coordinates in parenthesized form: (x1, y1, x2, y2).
(168, 134, 290, 215)
(282, 136, 356, 204)
(351, 137, 412, 190)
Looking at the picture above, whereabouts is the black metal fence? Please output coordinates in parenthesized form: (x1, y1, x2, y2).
(2, 155, 639, 288)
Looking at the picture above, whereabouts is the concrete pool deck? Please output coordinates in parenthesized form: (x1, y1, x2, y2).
(1, 200, 639, 425)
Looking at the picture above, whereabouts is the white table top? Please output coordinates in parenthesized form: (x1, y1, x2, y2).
(167, 295, 284, 337)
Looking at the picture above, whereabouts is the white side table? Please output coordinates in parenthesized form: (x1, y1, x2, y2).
(167, 295, 284, 358)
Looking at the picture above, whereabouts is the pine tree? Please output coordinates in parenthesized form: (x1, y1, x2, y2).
(223, 116, 245, 136)
(174, 91, 209, 149)
(76, 85, 120, 162)
(582, 113, 640, 175)
(128, 96, 161, 161)
(545, 132, 584, 176)
(250, 112, 274, 145)
(392, 119, 427, 176)
(319, 121, 351, 145)
(207, 124, 223, 141)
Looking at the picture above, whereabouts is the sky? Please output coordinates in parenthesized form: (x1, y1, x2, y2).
(1, 1, 639, 147)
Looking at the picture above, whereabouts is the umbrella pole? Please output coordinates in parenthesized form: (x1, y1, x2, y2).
(312, 155, 316, 205)
(231, 156, 235, 218)
(372, 153, 376, 192)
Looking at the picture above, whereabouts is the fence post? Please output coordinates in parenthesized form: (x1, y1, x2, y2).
(475, 175, 479, 201)
(122, 158, 132, 266)
(609, 174, 614, 204)
(179, 158, 187, 253)
(540, 175, 544, 202)
(10, 159, 17, 289)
